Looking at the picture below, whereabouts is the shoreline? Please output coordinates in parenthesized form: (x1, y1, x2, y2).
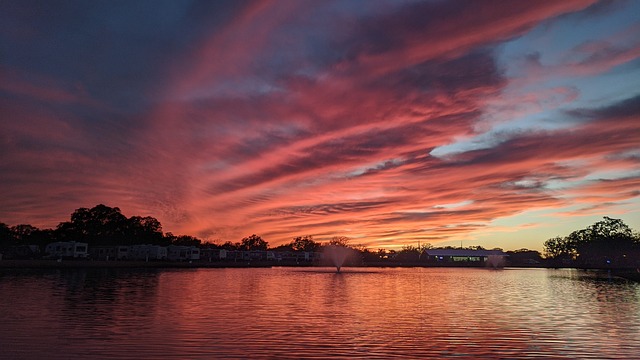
(1, 259, 638, 280)
(0, 259, 273, 269)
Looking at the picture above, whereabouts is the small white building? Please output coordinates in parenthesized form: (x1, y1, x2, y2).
(425, 249, 508, 268)
(190, 247, 200, 260)
(90, 246, 115, 260)
(89, 245, 130, 260)
(167, 245, 200, 261)
(200, 248, 227, 261)
(45, 241, 89, 259)
(129, 244, 167, 261)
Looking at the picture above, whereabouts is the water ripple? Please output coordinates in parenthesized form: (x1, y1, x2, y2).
(1, 267, 639, 359)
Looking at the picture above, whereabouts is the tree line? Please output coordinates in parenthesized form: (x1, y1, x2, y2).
(0, 204, 337, 253)
(543, 217, 640, 268)
(6, 204, 634, 268)
(0, 204, 198, 249)
(0, 204, 545, 265)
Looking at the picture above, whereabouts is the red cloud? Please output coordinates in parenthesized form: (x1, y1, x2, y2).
(2, 0, 637, 251)
(344, 0, 597, 79)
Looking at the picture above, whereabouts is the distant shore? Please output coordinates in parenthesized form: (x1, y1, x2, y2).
(0, 259, 273, 269)
(1, 259, 639, 281)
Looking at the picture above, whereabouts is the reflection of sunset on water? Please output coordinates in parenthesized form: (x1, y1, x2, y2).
(2, 268, 639, 358)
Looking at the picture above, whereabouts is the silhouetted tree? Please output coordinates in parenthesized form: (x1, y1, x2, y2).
(543, 236, 576, 260)
(164, 232, 177, 245)
(0, 222, 11, 248)
(0, 223, 52, 258)
(359, 248, 381, 263)
(240, 234, 268, 250)
(221, 241, 241, 250)
(10, 224, 38, 244)
(54, 221, 79, 242)
(200, 240, 222, 249)
(574, 217, 637, 267)
(290, 235, 320, 252)
(64, 204, 129, 245)
(506, 248, 544, 266)
(27, 228, 55, 248)
(397, 244, 420, 261)
(171, 235, 202, 247)
(128, 216, 164, 245)
(328, 236, 350, 247)
(543, 217, 639, 268)
(351, 244, 368, 252)
(270, 243, 293, 251)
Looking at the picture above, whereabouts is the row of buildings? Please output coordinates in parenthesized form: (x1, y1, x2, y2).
(43, 241, 201, 262)
(39, 241, 317, 263)
(3, 241, 509, 267)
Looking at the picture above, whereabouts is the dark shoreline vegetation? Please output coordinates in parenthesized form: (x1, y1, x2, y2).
(2, 261, 639, 283)
(2, 205, 639, 278)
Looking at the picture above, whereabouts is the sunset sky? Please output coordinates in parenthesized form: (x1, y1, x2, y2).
(1, 0, 639, 251)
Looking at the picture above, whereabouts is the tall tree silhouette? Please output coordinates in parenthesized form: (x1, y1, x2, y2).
(60, 204, 129, 245)
(240, 234, 268, 250)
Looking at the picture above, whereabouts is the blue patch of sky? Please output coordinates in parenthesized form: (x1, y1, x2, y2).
(429, 107, 578, 158)
(497, 1, 640, 88)
(433, 3, 640, 159)
(569, 59, 640, 106)
(582, 168, 640, 182)
(500, 1, 640, 70)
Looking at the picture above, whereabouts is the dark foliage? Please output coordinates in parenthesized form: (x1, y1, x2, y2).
(543, 217, 640, 268)
(240, 234, 269, 250)
(289, 235, 320, 252)
(0, 204, 203, 250)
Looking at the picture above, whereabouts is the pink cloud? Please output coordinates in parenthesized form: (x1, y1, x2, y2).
(3, 0, 638, 251)
(345, 0, 597, 79)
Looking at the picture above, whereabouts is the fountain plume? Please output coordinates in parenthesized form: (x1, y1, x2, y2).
(323, 245, 353, 272)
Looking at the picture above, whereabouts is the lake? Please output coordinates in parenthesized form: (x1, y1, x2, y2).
(1, 267, 639, 359)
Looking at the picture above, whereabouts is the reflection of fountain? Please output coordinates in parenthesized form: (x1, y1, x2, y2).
(323, 245, 352, 272)
(486, 255, 506, 269)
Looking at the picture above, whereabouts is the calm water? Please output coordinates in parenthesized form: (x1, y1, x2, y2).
(1, 267, 639, 359)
